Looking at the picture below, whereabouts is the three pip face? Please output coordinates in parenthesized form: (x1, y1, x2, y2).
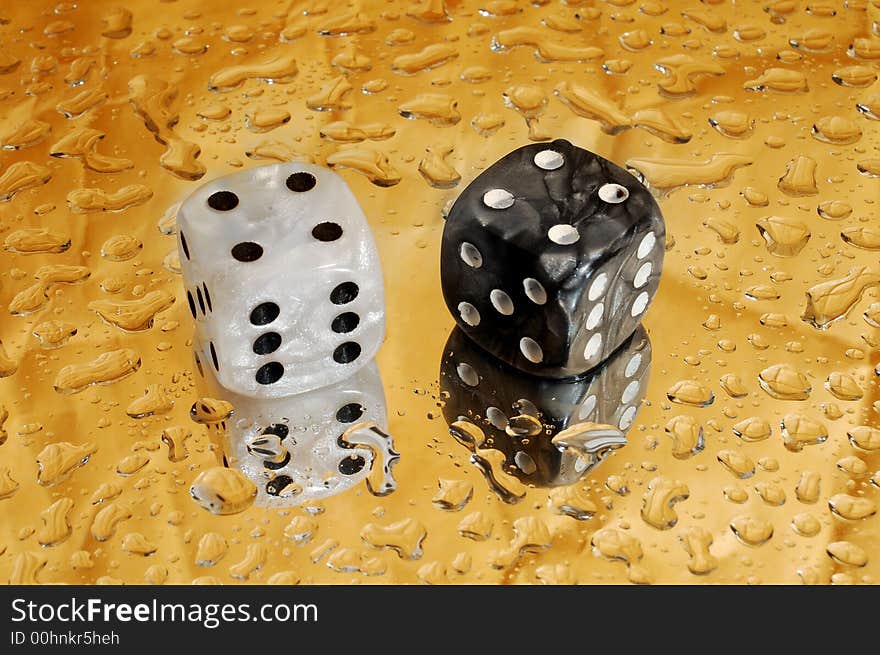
(178, 140, 665, 504)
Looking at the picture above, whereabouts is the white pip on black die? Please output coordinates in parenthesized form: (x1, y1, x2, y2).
(441, 139, 664, 378)
(177, 163, 385, 398)
(198, 355, 398, 507)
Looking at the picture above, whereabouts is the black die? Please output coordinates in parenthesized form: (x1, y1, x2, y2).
(439, 324, 652, 487)
(441, 139, 664, 378)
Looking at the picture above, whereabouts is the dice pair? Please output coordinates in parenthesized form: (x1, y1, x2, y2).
(177, 164, 395, 506)
(181, 139, 664, 396)
(178, 140, 664, 501)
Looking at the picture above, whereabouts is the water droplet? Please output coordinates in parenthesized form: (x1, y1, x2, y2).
(54, 349, 141, 394)
(627, 153, 752, 193)
(0, 161, 52, 202)
(744, 67, 808, 92)
(730, 515, 773, 546)
(361, 518, 426, 560)
(245, 108, 291, 133)
(756, 216, 810, 256)
(489, 516, 551, 569)
(320, 121, 395, 143)
(548, 483, 598, 520)
(491, 26, 602, 62)
(811, 115, 861, 145)
(554, 81, 630, 133)
(758, 364, 811, 400)
(51, 127, 133, 172)
(778, 156, 818, 196)
(432, 479, 473, 511)
(655, 54, 725, 96)
(127, 385, 174, 419)
(732, 416, 771, 442)
(398, 93, 460, 126)
(828, 494, 876, 520)
(591, 528, 650, 584)
(91, 502, 132, 541)
(37, 441, 96, 486)
(67, 184, 153, 213)
(827, 541, 868, 567)
(190, 467, 256, 515)
(664, 415, 705, 458)
(680, 527, 718, 574)
(208, 53, 298, 91)
(121, 532, 158, 556)
(229, 543, 267, 580)
(130, 76, 205, 180)
(791, 513, 821, 537)
(641, 477, 689, 529)
(326, 148, 401, 187)
(316, 12, 376, 37)
(755, 482, 786, 506)
(36, 497, 74, 546)
(667, 379, 715, 406)
(717, 449, 755, 479)
(781, 414, 828, 452)
(801, 267, 880, 329)
(825, 372, 862, 401)
(847, 426, 880, 451)
(419, 144, 461, 188)
(720, 373, 748, 397)
(458, 511, 493, 541)
(392, 43, 458, 74)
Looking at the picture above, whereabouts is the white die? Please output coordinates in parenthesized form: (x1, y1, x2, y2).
(177, 163, 385, 398)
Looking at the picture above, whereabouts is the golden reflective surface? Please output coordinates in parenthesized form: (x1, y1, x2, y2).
(1, 0, 879, 584)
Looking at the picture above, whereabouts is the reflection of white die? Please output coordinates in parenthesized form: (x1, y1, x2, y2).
(197, 354, 394, 507)
(177, 163, 385, 398)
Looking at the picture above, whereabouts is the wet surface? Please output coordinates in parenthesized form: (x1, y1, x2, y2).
(0, 0, 878, 585)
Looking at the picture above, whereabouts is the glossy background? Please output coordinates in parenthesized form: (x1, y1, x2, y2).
(0, 0, 878, 584)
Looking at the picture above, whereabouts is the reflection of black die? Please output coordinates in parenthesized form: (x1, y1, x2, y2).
(441, 139, 664, 378)
(439, 325, 652, 486)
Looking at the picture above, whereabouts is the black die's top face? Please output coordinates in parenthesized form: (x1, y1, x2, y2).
(440, 139, 664, 378)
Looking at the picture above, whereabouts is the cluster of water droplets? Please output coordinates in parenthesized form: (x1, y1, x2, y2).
(0, 0, 878, 585)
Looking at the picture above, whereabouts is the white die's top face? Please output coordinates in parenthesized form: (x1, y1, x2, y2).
(178, 163, 379, 274)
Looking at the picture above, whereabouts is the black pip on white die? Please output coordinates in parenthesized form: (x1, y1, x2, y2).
(440, 139, 664, 378)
